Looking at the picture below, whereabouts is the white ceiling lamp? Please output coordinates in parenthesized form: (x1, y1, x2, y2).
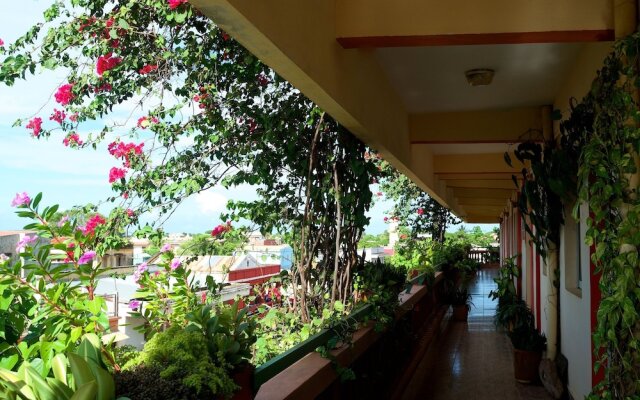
(465, 68, 495, 86)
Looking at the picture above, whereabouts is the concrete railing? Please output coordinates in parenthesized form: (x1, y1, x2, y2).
(254, 271, 452, 399)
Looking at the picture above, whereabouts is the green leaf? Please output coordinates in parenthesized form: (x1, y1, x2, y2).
(67, 353, 95, 389)
(51, 354, 68, 385)
(69, 381, 98, 400)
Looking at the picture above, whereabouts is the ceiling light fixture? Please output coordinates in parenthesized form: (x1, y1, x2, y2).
(465, 68, 495, 86)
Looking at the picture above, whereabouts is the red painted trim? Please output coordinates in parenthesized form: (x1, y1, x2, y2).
(590, 239, 604, 387)
(337, 30, 615, 48)
(516, 209, 523, 296)
(535, 252, 541, 330)
(528, 237, 534, 307)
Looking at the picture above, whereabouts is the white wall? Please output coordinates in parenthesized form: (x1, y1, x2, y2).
(559, 203, 591, 399)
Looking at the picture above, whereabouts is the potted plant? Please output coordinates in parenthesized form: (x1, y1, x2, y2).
(450, 287, 473, 322)
(509, 322, 547, 383)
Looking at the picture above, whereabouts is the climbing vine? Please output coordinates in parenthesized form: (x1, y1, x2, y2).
(511, 33, 640, 398)
(567, 35, 640, 399)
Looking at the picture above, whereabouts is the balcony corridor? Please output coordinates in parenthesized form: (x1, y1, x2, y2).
(402, 267, 553, 400)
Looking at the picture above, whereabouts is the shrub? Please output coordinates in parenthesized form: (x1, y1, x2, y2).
(132, 326, 237, 398)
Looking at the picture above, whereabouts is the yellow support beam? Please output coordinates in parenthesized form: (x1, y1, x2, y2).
(446, 180, 517, 190)
(434, 153, 523, 174)
(336, 0, 613, 47)
(410, 108, 543, 144)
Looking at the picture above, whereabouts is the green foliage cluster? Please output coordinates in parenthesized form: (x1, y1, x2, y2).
(353, 260, 406, 330)
(0, 194, 131, 375)
(124, 327, 237, 398)
(358, 232, 390, 248)
(508, 33, 640, 398)
(178, 230, 247, 256)
(376, 160, 460, 242)
(0, 334, 125, 400)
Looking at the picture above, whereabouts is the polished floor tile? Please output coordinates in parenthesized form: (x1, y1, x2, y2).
(402, 267, 553, 400)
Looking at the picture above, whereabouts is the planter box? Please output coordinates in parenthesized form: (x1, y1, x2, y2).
(452, 305, 469, 322)
(108, 316, 120, 332)
(513, 349, 542, 383)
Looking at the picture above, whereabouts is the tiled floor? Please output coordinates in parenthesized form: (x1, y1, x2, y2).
(402, 267, 553, 400)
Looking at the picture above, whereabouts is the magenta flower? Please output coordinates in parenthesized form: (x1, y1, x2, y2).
(10, 192, 30, 207)
(160, 243, 172, 253)
(417, 208, 424, 215)
(57, 215, 70, 227)
(54, 83, 74, 105)
(78, 250, 97, 265)
(170, 258, 181, 270)
(168, 0, 188, 10)
(128, 300, 141, 310)
(0, 39, 4, 47)
(16, 235, 38, 253)
(133, 262, 148, 283)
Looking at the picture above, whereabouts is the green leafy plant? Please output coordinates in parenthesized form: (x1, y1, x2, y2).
(353, 260, 406, 330)
(185, 302, 257, 369)
(449, 287, 473, 311)
(0, 334, 126, 400)
(124, 326, 237, 398)
(0, 194, 131, 374)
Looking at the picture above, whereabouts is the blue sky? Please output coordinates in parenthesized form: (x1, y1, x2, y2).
(0, 1, 495, 235)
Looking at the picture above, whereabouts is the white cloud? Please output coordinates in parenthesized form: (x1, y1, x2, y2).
(194, 190, 228, 215)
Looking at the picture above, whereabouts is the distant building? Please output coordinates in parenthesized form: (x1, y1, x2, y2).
(360, 246, 390, 263)
(244, 243, 293, 270)
(0, 231, 49, 267)
(102, 237, 150, 268)
(185, 253, 280, 285)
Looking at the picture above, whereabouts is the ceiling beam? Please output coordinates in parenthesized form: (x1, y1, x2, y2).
(457, 197, 511, 206)
(410, 108, 543, 144)
(336, 0, 613, 48)
(446, 180, 517, 189)
(436, 173, 517, 180)
(453, 187, 515, 199)
(434, 153, 524, 175)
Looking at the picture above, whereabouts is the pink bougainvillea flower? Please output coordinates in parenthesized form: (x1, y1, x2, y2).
(49, 109, 66, 124)
(108, 141, 144, 167)
(221, 32, 230, 41)
(108, 167, 126, 183)
(26, 117, 43, 137)
(78, 250, 97, 264)
(128, 300, 141, 310)
(15, 235, 38, 253)
(0, 39, 4, 47)
(80, 214, 106, 236)
(10, 192, 30, 207)
(126, 209, 135, 217)
(160, 243, 172, 253)
(54, 84, 74, 105)
(96, 52, 122, 76)
(417, 208, 424, 215)
(170, 258, 181, 270)
(168, 0, 188, 10)
(137, 116, 158, 129)
(376, 192, 383, 197)
(383, 217, 388, 222)
(69, 113, 79, 122)
(63, 133, 83, 147)
(138, 64, 158, 75)
(211, 221, 232, 237)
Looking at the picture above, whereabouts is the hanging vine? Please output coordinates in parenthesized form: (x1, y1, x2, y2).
(511, 33, 640, 399)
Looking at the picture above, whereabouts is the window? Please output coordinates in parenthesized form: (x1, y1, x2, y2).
(563, 203, 584, 297)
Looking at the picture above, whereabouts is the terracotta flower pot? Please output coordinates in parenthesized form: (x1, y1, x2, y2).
(452, 305, 469, 322)
(513, 349, 542, 383)
(108, 316, 119, 332)
(231, 364, 255, 400)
